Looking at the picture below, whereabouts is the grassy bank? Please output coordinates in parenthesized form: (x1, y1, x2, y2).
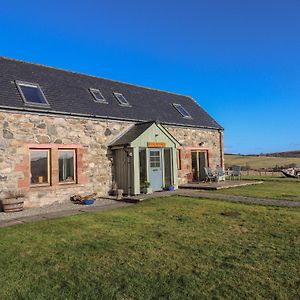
(0, 197, 299, 299)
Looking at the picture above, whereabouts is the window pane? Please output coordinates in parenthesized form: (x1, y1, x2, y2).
(59, 150, 76, 182)
(30, 150, 49, 184)
(18, 83, 48, 105)
(150, 150, 161, 168)
(173, 103, 191, 118)
(90, 89, 106, 102)
(114, 93, 129, 105)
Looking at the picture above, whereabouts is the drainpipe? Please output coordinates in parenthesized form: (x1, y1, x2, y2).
(218, 129, 224, 169)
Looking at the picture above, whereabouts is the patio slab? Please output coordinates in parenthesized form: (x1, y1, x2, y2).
(179, 180, 263, 190)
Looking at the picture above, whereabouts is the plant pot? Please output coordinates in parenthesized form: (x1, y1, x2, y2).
(83, 199, 95, 205)
(1, 197, 25, 213)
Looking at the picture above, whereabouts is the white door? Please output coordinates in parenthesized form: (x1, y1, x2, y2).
(148, 149, 163, 191)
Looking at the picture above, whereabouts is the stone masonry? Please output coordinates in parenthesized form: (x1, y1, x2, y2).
(167, 126, 224, 185)
(0, 111, 223, 208)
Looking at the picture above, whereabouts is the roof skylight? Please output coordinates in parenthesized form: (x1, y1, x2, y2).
(16, 81, 49, 106)
(113, 92, 130, 106)
(173, 103, 192, 118)
(89, 88, 107, 103)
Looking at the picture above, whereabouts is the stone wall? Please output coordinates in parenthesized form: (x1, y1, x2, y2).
(0, 111, 223, 207)
(0, 111, 130, 208)
(166, 126, 224, 184)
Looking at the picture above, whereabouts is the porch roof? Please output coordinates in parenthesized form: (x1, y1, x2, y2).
(109, 121, 180, 147)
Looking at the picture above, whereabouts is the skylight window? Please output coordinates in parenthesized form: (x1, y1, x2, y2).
(16, 81, 49, 106)
(173, 103, 192, 118)
(89, 88, 107, 103)
(113, 92, 130, 106)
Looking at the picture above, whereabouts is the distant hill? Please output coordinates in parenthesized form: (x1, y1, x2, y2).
(226, 150, 300, 158)
(265, 150, 300, 158)
(225, 154, 300, 170)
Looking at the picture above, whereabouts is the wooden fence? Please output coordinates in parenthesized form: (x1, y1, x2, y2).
(240, 170, 282, 177)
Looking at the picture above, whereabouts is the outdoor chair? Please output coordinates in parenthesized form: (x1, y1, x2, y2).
(204, 167, 216, 183)
(216, 166, 226, 182)
(231, 165, 241, 180)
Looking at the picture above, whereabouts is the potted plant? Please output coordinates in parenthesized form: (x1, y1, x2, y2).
(168, 185, 175, 191)
(141, 181, 152, 194)
(1, 189, 26, 213)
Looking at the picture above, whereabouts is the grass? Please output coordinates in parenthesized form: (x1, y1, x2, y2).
(0, 196, 299, 299)
(215, 179, 300, 202)
(225, 154, 300, 169)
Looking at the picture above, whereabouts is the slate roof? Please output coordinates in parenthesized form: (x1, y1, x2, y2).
(0, 57, 223, 129)
(110, 122, 154, 147)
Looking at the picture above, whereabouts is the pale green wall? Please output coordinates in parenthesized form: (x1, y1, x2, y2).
(130, 123, 179, 195)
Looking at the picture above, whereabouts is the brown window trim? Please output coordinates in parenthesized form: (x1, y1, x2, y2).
(58, 149, 77, 184)
(29, 149, 51, 187)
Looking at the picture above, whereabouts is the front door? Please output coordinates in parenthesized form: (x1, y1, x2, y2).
(191, 151, 207, 181)
(148, 148, 163, 191)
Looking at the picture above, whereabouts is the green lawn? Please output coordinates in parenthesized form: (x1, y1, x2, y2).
(0, 197, 299, 299)
(215, 180, 300, 201)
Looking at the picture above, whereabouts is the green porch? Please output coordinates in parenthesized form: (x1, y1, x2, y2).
(109, 121, 180, 195)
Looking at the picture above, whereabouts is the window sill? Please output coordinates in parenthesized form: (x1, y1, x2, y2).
(29, 183, 84, 192)
(30, 183, 50, 188)
(58, 181, 77, 185)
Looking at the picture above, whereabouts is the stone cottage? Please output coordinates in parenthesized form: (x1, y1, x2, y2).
(0, 57, 224, 208)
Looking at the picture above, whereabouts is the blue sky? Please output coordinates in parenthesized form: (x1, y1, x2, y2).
(0, 0, 299, 154)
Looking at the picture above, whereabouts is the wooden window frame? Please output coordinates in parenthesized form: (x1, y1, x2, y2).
(29, 149, 51, 187)
(58, 149, 77, 185)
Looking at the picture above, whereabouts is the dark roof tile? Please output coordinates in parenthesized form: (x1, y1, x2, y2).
(0, 57, 222, 129)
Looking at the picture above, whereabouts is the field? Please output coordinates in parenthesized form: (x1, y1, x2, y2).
(0, 196, 299, 299)
(225, 154, 300, 169)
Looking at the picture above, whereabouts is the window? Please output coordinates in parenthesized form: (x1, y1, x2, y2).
(113, 92, 130, 106)
(149, 150, 161, 168)
(59, 150, 76, 183)
(30, 149, 50, 185)
(173, 103, 191, 118)
(89, 88, 107, 103)
(16, 81, 49, 106)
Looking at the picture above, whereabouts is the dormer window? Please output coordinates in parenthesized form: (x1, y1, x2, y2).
(173, 103, 192, 119)
(16, 81, 49, 106)
(89, 88, 107, 103)
(113, 92, 130, 106)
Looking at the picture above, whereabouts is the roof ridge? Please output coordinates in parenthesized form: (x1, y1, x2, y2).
(0, 56, 193, 98)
